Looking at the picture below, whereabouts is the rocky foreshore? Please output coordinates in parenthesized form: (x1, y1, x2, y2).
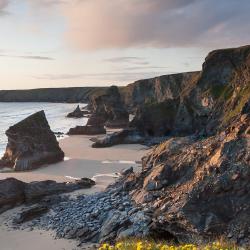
(4, 169, 151, 246)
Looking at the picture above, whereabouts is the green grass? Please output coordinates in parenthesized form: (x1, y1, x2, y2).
(223, 84, 250, 124)
(209, 84, 234, 101)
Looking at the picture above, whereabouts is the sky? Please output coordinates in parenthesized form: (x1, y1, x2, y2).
(0, 0, 249, 89)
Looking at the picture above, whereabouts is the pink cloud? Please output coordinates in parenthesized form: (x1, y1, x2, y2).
(61, 0, 250, 50)
(0, 0, 8, 13)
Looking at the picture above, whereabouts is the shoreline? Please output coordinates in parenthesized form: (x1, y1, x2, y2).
(0, 135, 149, 250)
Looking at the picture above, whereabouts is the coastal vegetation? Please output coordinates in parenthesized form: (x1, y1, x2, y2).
(99, 239, 239, 250)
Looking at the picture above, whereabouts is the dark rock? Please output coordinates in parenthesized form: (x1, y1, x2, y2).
(0, 177, 95, 213)
(24, 179, 95, 202)
(241, 99, 250, 115)
(0, 111, 64, 171)
(92, 129, 144, 148)
(130, 100, 180, 137)
(74, 178, 96, 188)
(67, 125, 106, 135)
(89, 86, 129, 128)
(0, 178, 25, 214)
(14, 204, 49, 224)
(87, 115, 106, 127)
(121, 167, 134, 176)
(99, 211, 131, 243)
(121, 115, 250, 243)
(66, 105, 85, 118)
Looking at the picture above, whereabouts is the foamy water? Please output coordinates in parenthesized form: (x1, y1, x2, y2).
(0, 102, 88, 157)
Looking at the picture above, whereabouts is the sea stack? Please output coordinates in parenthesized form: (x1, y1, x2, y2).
(0, 110, 64, 171)
(66, 105, 84, 118)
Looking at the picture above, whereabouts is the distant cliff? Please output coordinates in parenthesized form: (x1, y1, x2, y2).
(0, 87, 107, 103)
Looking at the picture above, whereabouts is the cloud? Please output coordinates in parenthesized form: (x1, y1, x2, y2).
(103, 56, 149, 65)
(0, 0, 9, 15)
(27, 0, 66, 7)
(0, 54, 54, 60)
(62, 0, 250, 50)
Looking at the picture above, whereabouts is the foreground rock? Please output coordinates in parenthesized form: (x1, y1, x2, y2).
(67, 125, 106, 135)
(20, 175, 151, 244)
(66, 105, 85, 118)
(0, 177, 95, 214)
(0, 111, 64, 171)
(120, 114, 250, 245)
(92, 129, 144, 148)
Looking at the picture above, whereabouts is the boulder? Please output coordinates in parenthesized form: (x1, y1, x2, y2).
(0, 177, 96, 214)
(67, 125, 106, 135)
(66, 105, 85, 118)
(24, 180, 86, 202)
(13, 204, 49, 224)
(74, 178, 96, 187)
(0, 178, 26, 213)
(92, 129, 144, 148)
(0, 111, 64, 171)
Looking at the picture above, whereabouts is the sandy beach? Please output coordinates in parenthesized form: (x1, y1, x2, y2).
(0, 135, 149, 250)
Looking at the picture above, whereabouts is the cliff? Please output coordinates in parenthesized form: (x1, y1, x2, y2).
(119, 113, 250, 244)
(0, 87, 107, 103)
(121, 45, 250, 136)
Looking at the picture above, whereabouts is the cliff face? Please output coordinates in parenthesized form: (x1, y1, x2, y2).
(88, 86, 129, 128)
(119, 113, 250, 244)
(0, 87, 107, 103)
(120, 45, 250, 136)
(113, 45, 250, 244)
(120, 72, 200, 112)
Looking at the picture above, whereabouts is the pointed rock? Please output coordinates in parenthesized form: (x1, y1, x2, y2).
(0, 110, 64, 171)
(66, 105, 84, 118)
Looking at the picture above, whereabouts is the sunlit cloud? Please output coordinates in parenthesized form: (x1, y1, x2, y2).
(61, 0, 250, 50)
(103, 57, 149, 65)
(26, 0, 66, 7)
(0, 0, 9, 15)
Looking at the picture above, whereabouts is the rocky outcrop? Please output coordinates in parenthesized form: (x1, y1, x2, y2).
(87, 114, 106, 127)
(89, 86, 129, 128)
(120, 71, 200, 113)
(66, 105, 85, 118)
(130, 99, 180, 136)
(0, 177, 95, 214)
(13, 205, 49, 224)
(92, 129, 144, 148)
(67, 125, 106, 135)
(26, 177, 151, 244)
(0, 111, 64, 171)
(119, 113, 250, 245)
(123, 45, 250, 137)
(0, 178, 26, 214)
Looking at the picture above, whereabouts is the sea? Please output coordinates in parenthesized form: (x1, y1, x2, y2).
(0, 102, 88, 157)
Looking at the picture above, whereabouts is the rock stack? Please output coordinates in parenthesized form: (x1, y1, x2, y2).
(0, 110, 64, 171)
(66, 105, 85, 118)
